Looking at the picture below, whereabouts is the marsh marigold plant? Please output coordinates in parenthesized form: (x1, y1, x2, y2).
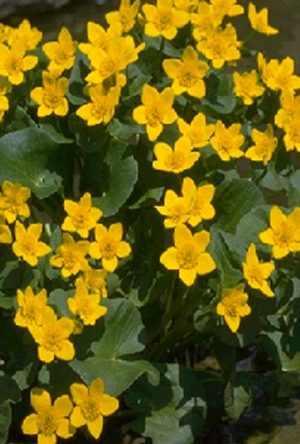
(1, 1, 300, 442)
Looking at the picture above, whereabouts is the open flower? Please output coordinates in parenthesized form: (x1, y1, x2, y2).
(14, 287, 52, 330)
(22, 389, 75, 444)
(70, 379, 119, 439)
(13, 222, 51, 267)
(30, 309, 75, 363)
(211, 121, 244, 161)
(163, 46, 209, 99)
(89, 223, 131, 272)
(76, 85, 121, 126)
(233, 70, 265, 105)
(243, 243, 274, 297)
(155, 189, 191, 228)
(105, 0, 140, 33)
(160, 224, 216, 286)
(143, 0, 189, 40)
(31, 71, 69, 117)
(43, 27, 77, 74)
(133, 85, 177, 141)
(245, 125, 278, 165)
(182, 177, 216, 226)
(196, 24, 241, 69)
(258, 53, 300, 93)
(82, 266, 108, 297)
(259, 206, 300, 259)
(248, 3, 278, 36)
(0, 42, 37, 85)
(9, 19, 42, 50)
(62, 192, 102, 238)
(217, 284, 251, 333)
(50, 233, 89, 278)
(153, 137, 199, 173)
(0, 78, 9, 122)
(0, 181, 30, 223)
(177, 113, 215, 149)
(67, 277, 107, 326)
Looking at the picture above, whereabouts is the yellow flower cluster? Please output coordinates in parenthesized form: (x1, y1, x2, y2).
(22, 379, 119, 443)
(217, 205, 300, 333)
(0, 181, 130, 363)
(76, 1, 144, 126)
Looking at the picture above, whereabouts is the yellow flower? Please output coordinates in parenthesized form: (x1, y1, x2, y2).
(174, 0, 198, 13)
(182, 177, 215, 226)
(30, 309, 75, 363)
(22, 389, 75, 444)
(14, 287, 52, 329)
(196, 24, 241, 69)
(245, 125, 278, 165)
(76, 85, 121, 126)
(177, 113, 214, 148)
(163, 46, 208, 99)
(283, 119, 300, 152)
(0, 42, 37, 85)
(259, 206, 300, 259)
(233, 70, 265, 105)
(70, 276, 106, 322)
(70, 379, 119, 439)
(216, 284, 251, 333)
(143, 0, 189, 40)
(13, 221, 51, 267)
(275, 90, 300, 130)
(248, 3, 278, 36)
(191, 2, 217, 42)
(86, 35, 144, 85)
(9, 19, 42, 50)
(0, 24, 12, 45)
(30, 71, 69, 117)
(79, 22, 118, 57)
(258, 53, 300, 93)
(211, 121, 244, 161)
(133, 84, 177, 141)
(50, 233, 89, 278)
(105, 0, 140, 33)
(0, 77, 9, 122)
(68, 277, 107, 326)
(0, 180, 30, 223)
(155, 189, 191, 228)
(0, 214, 12, 244)
(82, 266, 108, 297)
(153, 137, 199, 173)
(62, 192, 102, 239)
(43, 27, 77, 75)
(243, 243, 274, 297)
(89, 223, 131, 272)
(210, 0, 244, 21)
(160, 224, 216, 286)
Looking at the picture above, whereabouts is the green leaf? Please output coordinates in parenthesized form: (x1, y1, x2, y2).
(214, 179, 264, 233)
(95, 140, 138, 216)
(0, 375, 21, 404)
(107, 119, 144, 141)
(235, 205, 271, 252)
(224, 379, 251, 421)
(209, 227, 243, 287)
(0, 127, 69, 198)
(48, 289, 73, 317)
(70, 298, 159, 396)
(127, 364, 206, 444)
(204, 73, 236, 114)
(0, 402, 11, 444)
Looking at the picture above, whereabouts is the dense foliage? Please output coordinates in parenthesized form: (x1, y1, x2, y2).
(0, 0, 300, 442)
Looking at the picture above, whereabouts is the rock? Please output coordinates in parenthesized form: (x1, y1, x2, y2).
(0, 0, 72, 19)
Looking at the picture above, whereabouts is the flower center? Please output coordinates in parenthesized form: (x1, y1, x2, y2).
(38, 413, 57, 436)
(166, 151, 186, 170)
(43, 325, 63, 352)
(102, 240, 116, 259)
(146, 107, 161, 127)
(81, 398, 100, 422)
(177, 244, 199, 269)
